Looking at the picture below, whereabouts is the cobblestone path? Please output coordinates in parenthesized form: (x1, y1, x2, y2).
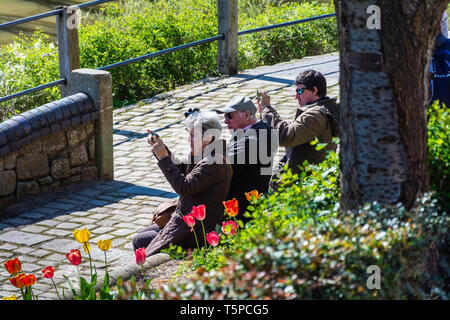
(0, 53, 339, 299)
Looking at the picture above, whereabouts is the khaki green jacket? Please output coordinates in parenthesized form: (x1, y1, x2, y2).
(262, 97, 338, 176)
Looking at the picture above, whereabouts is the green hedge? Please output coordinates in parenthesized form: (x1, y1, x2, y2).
(238, 1, 338, 68)
(0, 32, 60, 121)
(0, 0, 337, 120)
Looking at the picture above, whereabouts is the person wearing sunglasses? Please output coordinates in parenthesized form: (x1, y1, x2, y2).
(257, 69, 339, 189)
(215, 96, 277, 224)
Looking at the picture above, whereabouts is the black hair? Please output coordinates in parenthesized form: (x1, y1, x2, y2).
(295, 69, 327, 98)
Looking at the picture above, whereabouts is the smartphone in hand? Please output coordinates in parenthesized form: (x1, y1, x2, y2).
(256, 90, 262, 102)
(147, 129, 160, 143)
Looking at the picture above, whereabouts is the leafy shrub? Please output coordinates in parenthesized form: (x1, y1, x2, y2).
(238, 1, 337, 69)
(79, 0, 219, 107)
(132, 144, 448, 300)
(427, 100, 449, 209)
(0, 31, 60, 121)
(149, 195, 448, 300)
(0, 0, 338, 118)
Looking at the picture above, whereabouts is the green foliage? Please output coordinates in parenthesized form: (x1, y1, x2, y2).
(145, 144, 448, 300)
(238, 0, 287, 17)
(238, 1, 337, 68)
(427, 100, 449, 209)
(0, 0, 337, 118)
(0, 30, 60, 121)
(150, 196, 448, 300)
(79, 0, 219, 107)
(64, 270, 98, 300)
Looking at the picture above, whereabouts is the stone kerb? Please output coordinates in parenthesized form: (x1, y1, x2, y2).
(0, 68, 114, 215)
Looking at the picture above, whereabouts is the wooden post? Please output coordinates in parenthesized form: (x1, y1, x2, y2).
(217, 0, 238, 75)
(56, 5, 81, 98)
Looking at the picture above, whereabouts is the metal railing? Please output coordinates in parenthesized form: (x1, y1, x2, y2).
(0, 0, 336, 104)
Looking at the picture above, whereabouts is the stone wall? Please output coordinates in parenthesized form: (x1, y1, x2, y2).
(0, 123, 97, 208)
(0, 92, 101, 212)
(0, 69, 113, 215)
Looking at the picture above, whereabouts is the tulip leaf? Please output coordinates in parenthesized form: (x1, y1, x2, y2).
(144, 278, 153, 290)
(80, 277, 91, 299)
(100, 271, 113, 300)
(90, 271, 97, 286)
(63, 275, 78, 298)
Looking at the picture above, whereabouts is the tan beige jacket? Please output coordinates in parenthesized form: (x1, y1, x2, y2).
(262, 97, 338, 176)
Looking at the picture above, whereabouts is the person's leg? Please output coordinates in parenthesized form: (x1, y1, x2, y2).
(132, 225, 161, 251)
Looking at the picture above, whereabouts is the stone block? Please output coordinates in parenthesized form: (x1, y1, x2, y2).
(85, 122, 94, 136)
(71, 69, 114, 180)
(3, 151, 17, 170)
(16, 153, 49, 180)
(70, 144, 88, 166)
(16, 181, 40, 199)
(0, 230, 52, 246)
(38, 176, 53, 185)
(81, 166, 97, 182)
(51, 157, 70, 180)
(42, 130, 67, 156)
(18, 140, 42, 156)
(0, 170, 16, 196)
(67, 126, 87, 147)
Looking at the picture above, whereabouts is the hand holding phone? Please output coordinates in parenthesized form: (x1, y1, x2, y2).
(256, 90, 262, 102)
(147, 129, 160, 145)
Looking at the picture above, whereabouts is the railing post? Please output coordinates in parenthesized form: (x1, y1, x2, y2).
(217, 0, 238, 75)
(70, 69, 114, 180)
(56, 5, 80, 98)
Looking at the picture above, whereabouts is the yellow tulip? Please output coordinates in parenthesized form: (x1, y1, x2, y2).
(97, 239, 112, 251)
(2, 294, 17, 300)
(83, 242, 90, 255)
(73, 228, 91, 244)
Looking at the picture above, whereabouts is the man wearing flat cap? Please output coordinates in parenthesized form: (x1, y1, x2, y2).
(216, 96, 277, 224)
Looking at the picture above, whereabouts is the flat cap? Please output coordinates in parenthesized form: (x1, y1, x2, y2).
(215, 96, 257, 115)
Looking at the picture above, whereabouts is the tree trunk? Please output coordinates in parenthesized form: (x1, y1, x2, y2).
(336, 0, 449, 212)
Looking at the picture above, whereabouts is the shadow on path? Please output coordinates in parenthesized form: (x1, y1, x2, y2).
(0, 180, 178, 230)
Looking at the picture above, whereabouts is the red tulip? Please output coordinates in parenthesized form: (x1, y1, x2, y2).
(10, 273, 35, 288)
(206, 231, 220, 247)
(9, 273, 26, 288)
(222, 220, 238, 236)
(192, 205, 206, 221)
(42, 266, 55, 279)
(223, 198, 239, 217)
(183, 213, 196, 228)
(22, 274, 36, 287)
(66, 249, 82, 266)
(4, 257, 21, 275)
(135, 247, 146, 266)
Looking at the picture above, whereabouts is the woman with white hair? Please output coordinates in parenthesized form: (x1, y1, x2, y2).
(132, 109, 232, 256)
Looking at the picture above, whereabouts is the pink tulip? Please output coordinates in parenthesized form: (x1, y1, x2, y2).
(183, 213, 196, 228)
(206, 231, 220, 247)
(135, 247, 146, 266)
(192, 205, 206, 221)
